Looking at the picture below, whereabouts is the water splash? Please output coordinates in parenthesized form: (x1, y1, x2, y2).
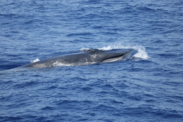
(30, 58, 40, 63)
(133, 48, 150, 60)
(80, 48, 90, 51)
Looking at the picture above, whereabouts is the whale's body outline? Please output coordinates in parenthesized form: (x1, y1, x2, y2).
(22, 49, 135, 68)
(0, 49, 136, 74)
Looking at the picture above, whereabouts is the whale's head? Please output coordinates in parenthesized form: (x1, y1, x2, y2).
(86, 49, 136, 62)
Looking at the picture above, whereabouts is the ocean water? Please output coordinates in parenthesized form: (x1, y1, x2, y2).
(0, 0, 183, 122)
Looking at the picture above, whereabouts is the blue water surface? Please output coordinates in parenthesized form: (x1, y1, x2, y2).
(0, 0, 183, 122)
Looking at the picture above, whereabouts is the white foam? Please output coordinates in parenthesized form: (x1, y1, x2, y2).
(133, 48, 150, 60)
(80, 48, 90, 51)
(30, 58, 40, 63)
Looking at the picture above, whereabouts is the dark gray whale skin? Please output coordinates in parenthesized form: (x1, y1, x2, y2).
(22, 49, 135, 68)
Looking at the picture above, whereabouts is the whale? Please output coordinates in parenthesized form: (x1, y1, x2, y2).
(21, 49, 136, 68)
(0, 49, 136, 74)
